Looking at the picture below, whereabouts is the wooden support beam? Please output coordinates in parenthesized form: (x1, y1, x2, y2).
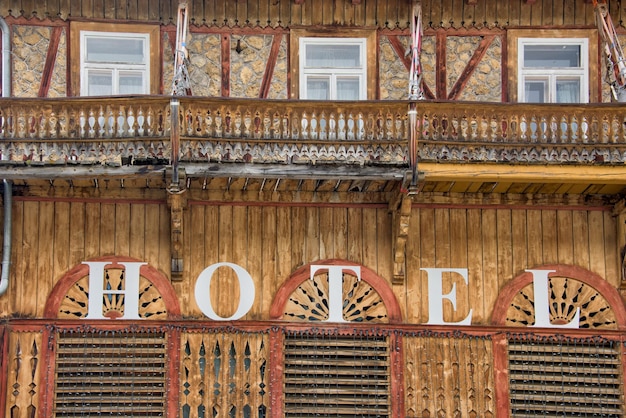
(390, 192, 413, 285)
(167, 187, 187, 281)
(613, 199, 626, 302)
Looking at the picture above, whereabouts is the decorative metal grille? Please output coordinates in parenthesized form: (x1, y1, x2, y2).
(508, 336, 624, 417)
(53, 329, 167, 417)
(283, 331, 390, 417)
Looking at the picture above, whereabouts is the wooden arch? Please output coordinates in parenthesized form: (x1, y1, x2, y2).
(44, 255, 181, 319)
(269, 259, 402, 323)
(491, 264, 626, 330)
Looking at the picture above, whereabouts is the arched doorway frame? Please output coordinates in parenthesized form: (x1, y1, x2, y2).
(40, 256, 181, 417)
(268, 259, 404, 418)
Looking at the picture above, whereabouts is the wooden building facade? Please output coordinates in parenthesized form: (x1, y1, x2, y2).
(1, 0, 626, 416)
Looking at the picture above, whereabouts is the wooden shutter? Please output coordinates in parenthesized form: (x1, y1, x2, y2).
(54, 330, 167, 417)
(283, 333, 390, 417)
(508, 337, 624, 417)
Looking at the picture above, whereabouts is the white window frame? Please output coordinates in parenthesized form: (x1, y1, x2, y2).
(299, 37, 367, 100)
(79, 31, 151, 96)
(517, 37, 589, 103)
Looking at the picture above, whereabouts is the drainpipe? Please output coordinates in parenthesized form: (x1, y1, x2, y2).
(0, 17, 11, 296)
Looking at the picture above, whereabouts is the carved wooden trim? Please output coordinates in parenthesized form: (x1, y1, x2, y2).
(269, 259, 403, 323)
(491, 264, 626, 330)
(390, 193, 412, 285)
(43, 256, 182, 319)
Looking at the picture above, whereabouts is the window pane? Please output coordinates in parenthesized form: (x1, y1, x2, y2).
(119, 72, 145, 95)
(305, 44, 361, 68)
(306, 77, 330, 100)
(86, 37, 145, 64)
(87, 71, 113, 96)
(524, 80, 547, 103)
(337, 77, 360, 100)
(556, 78, 580, 103)
(524, 45, 580, 68)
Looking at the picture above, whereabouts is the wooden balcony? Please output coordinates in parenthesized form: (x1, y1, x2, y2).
(0, 97, 625, 195)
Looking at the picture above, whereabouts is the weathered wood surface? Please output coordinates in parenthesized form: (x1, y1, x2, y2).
(0, 191, 618, 324)
(0, 0, 609, 29)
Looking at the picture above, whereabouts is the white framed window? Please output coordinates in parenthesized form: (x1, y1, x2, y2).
(80, 31, 150, 96)
(299, 37, 367, 100)
(518, 38, 589, 103)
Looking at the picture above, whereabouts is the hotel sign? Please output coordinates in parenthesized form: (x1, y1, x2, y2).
(82, 260, 580, 329)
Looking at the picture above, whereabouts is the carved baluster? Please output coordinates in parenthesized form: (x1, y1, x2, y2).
(117, 108, 126, 137)
(29, 114, 38, 139)
(328, 113, 336, 140)
(602, 114, 611, 143)
(243, 110, 252, 138)
(441, 114, 449, 139)
(282, 112, 290, 139)
(224, 111, 232, 137)
(260, 111, 269, 139)
(87, 108, 96, 138)
(270, 112, 280, 139)
(234, 111, 242, 137)
(291, 111, 301, 139)
(300, 111, 309, 139)
(346, 113, 355, 140)
(385, 112, 393, 140)
(355, 112, 365, 141)
(612, 114, 620, 143)
(195, 109, 204, 137)
(318, 111, 327, 140)
(136, 108, 145, 136)
(395, 113, 403, 141)
(17, 109, 26, 138)
(375, 111, 384, 140)
(310, 111, 318, 140)
(205, 110, 213, 137)
(337, 112, 346, 140)
(365, 112, 374, 140)
(127, 107, 136, 136)
(215, 111, 223, 138)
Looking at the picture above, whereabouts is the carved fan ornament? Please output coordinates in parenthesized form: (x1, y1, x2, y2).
(505, 275, 616, 329)
(282, 270, 389, 322)
(57, 267, 168, 320)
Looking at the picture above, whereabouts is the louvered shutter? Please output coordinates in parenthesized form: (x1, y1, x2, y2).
(283, 333, 390, 417)
(54, 330, 167, 417)
(508, 338, 624, 417)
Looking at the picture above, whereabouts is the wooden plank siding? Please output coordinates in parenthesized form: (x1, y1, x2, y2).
(0, 194, 618, 325)
(0, 0, 614, 29)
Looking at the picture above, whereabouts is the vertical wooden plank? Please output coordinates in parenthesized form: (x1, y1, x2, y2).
(21, 201, 39, 316)
(556, 210, 574, 265)
(466, 208, 485, 323)
(215, 205, 233, 317)
(481, 209, 498, 324)
(53, 201, 70, 283)
(588, 210, 606, 278)
(449, 208, 469, 323)
(496, 209, 513, 290)
(519, 0, 532, 26)
(231, 205, 248, 316)
(259, 206, 275, 317)
(319, 207, 333, 260)
(419, 208, 435, 323)
(603, 210, 619, 287)
(7, 201, 24, 316)
(332, 207, 347, 260)
(526, 209, 543, 267)
(114, 203, 131, 256)
(346, 207, 363, 265)
(275, 205, 292, 288)
(541, 209, 557, 264)
(450, 0, 464, 27)
(68, 202, 86, 268)
(572, 210, 591, 271)
(376, 208, 393, 286)
(362, 208, 378, 272)
(144, 203, 160, 271)
(158, 203, 170, 279)
(84, 202, 100, 259)
(129, 203, 145, 260)
(290, 206, 305, 270)
(404, 207, 421, 323)
(508, 0, 521, 27)
(304, 206, 320, 264)
(99, 203, 115, 255)
(511, 210, 527, 275)
(36, 201, 54, 317)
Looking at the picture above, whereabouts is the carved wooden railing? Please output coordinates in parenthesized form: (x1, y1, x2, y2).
(0, 97, 625, 166)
